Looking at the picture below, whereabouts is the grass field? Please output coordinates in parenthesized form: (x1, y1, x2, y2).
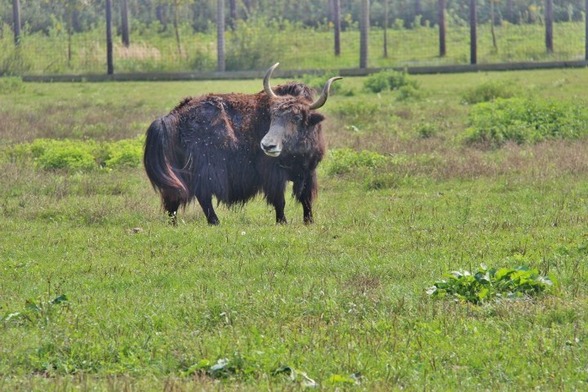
(0, 68, 587, 390)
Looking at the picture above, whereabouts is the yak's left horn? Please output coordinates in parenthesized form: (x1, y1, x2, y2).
(309, 76, 343, 110)
(264, 63, 280, 99)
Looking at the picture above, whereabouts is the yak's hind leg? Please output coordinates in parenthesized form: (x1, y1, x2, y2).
(162, 190, 184, 226)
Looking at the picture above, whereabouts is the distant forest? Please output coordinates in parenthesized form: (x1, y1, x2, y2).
(2, 0, 587, 37)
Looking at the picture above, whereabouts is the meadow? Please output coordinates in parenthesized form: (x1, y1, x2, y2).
(0, 68, 587, 390)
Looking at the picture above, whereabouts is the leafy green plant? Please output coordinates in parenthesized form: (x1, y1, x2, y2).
(463, 97, 588, 147)
(461, 80, 519, 104)
(3, 294, 69, 327)
(364, 70, 419, 93)
(325, 148, 388, 175)
(427, 265, 556, 304)
(10, 137, 144, 171)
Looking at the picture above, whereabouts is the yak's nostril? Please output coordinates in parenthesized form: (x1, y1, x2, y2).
(261, 142, 277, 151)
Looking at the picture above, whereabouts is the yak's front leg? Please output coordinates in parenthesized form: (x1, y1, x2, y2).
(264, 177, 288, 224)
(195, 191, 220, 225)
(293, 171, 318, 224)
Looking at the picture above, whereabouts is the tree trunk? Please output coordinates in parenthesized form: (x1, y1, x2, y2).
(228, 0, 237, 30)
(438, 0, 446, 57)
(383, 0, 388, 58)
(585, 0, 588, 60)
(490, 0, 497, 51)
(12, 0, 21, 46)
(106, 0, 114, 75)
(469, 0, 477, 64)
(217, 0, 226, 72)
(545, 0, 553, 53)
(173, 0, 182, 57)
(121, 0, 130, 47)
(333, 0, 341, 56)
(360, 0, 369, 69)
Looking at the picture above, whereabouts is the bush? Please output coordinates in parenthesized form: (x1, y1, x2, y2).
(104, 138, 144, 169)
(364, 70, 419, 93)
(325, 148, 388, 175)
(225, 17, 288, 71)
(427, 264, 555, 304)
(461, 80, 519, 104)
(463, 97, 588, 147)
(11, 137, 144, 171)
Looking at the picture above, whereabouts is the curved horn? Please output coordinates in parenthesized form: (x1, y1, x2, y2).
(264, 63, 280, 99)
(309, 76, 343, 110)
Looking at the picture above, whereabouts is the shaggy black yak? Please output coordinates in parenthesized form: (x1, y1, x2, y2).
(144, 63, 341, 225)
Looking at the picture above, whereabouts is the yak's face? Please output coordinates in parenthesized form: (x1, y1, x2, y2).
(260, 98, 325, 157)
(260, 63, 341, 158)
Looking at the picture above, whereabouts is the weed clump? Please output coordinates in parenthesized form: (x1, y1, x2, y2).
(463, 97, 588, 147)
(427, 265, 555, 304)
(9, 137, 144, 171)
(461, 80, 519, 104)
(364, 70, 419, 93)
(325, 148, 388, 175)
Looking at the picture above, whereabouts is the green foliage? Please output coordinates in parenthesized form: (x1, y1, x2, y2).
(225, 17, 289, 71)
(461, 80, 519, 104)
(0, 76, 24, 94)
(427, 265, 556, 304)
(11, 137, 144, 171)
(463, 97, 588, 147)
(325, 148, 388, 175)
(3, 294, 69, 327)
(363, 70, 419, 93)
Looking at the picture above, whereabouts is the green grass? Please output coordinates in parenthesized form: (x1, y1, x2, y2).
(0, 69, 587, 390)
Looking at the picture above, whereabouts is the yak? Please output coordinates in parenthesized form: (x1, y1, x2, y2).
(144, 63, 341, 225)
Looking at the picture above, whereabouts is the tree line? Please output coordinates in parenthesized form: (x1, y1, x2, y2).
(3, 0, 587, 38)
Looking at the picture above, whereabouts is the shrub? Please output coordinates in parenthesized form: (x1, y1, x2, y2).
(364, 70, 419, 93)
(461, 80, 519, 104)
(11, 137, 144, 171)
(326, 148, 388, 175)
(463, 97, 588, 147)
(0, 76, 24, 94)
(225, 17, 288, 71)
(427, 264, 555, 304)
(105, 138, 144, 169)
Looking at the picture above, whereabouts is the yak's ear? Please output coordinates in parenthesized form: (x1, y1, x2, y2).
(308, 113, 325, 127)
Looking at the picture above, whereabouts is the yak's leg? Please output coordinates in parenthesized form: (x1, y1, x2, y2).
(163, 193, 182, 226)
(195, 192, 220, 225)
(293, 171, 317, 225)
(274, 196, 287, 224)
(266, 184, 287, 224)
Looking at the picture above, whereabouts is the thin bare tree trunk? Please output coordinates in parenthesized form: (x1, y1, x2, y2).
(217, 0, 225, 71)
(121, 0, 130, 47)
(470, 0, 477, 64)
(585, 0, 588, 60)
(173, 0, 182, 57)
(360, 0, 369, 69)
(12, 0, 21, 46)
(490, 0, 497, 51)
(383, 0, 388, 58)
(106, 0, 114, 74)
(545, 0, 553, 53)
(438, 0, 446, 57)
(333, 0, 341, 56)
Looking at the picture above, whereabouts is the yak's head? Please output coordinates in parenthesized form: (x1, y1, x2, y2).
(260, 63, 341, 158)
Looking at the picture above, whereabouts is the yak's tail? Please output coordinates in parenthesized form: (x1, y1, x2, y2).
(143, 116, 189, 200)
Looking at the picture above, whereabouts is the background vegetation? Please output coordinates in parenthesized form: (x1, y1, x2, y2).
(1, 0, 587, 75)
(0, 67, 587, 390)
